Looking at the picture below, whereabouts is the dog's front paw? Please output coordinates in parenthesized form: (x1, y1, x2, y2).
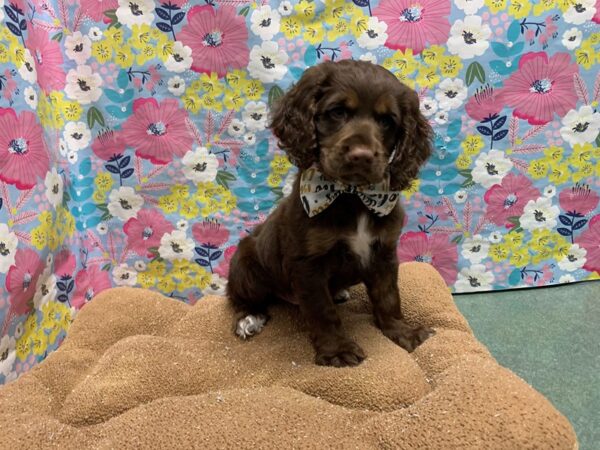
(315, 339, 366, 367)
(235, 314, 268, 340)
(383, 323, 435, 352)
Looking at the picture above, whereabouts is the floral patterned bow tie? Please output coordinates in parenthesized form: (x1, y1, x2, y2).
(299, 166, 401, 218)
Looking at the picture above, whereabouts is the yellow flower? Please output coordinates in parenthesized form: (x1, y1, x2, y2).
(510, 247, 530, 268)
(0, 45, 9, 63)
(528, 159, 549, 179)
(508, 0, 532, 18)
(485, 0, 508, 13)
(182, 92, 201, 114)
(62, 101, 83, 121)
(95, 172, 114, 192)
(223, 89, 245, 111)
(171, 260, 193, 280)
(158, 194, 179, 214)
(225, 70, 247, 90)
(270, 154, 292, 175)
(92, 42, 112, 64)
(31, 227, 48, 250)
(157, 276, 177, 293)
(456, 153, 472, 170)
(295, 0, 316, 21)
(489, 243, 510, 262)
(572, 163, 594, 183)
(171, 184, 190, 200)
(200, 94, 223, 112)
(505, 231, 524, 250)
(201, 199, 220, 216)
(557, 0, 576, 12)
(350, 13, 369, 38)
(129, 24, 153, 49)
(104, 27, 124, 46)
(220, 193, 237, 214)
(244, 79, 265, 101)
(568, 142, 593, 168)
(137, 271, 156, 289)
(180, 199, 200, 219)
(401, 179, 420, 200)
(147, 260, 167, 276)
(384, 49, 419, 75)
(533, 0, 557, 14)
(543, 146, 564, 163)
(324, 0, 347, 20)
(281, 16, 302, 39)
(554, 241, 571, 260)
(47, 229, 59, 251)
(136, 45, 156, 65)
(393, 72, 416, 89)
(420, 46, 445, 68)
(177, 274, 196, 291)
(548, 162, 571, 185)
(199, 72, 224, 97)
(10, 45, 25, 66)
(303, 22, 326, 45)
(531, 229, 553, 250)
(267, 173, 282, 187)
(114, 45, 134, 68)
(192, 266, 211, 289)
(31, 330, 48, 357)
(92, 191, 106, 203)
(41, 302, 59, 330)
(439, 55, 463, 78)
(575, 41, 595, 70)
(461, 135, 485, 156)
(327, 19, 350, 41)
(416, 65, 440, 89)
(15, 336, 31, 361)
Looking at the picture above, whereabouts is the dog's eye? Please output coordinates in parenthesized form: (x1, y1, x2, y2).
(377, 114, 395, 130)
(327, 106, 348, 121)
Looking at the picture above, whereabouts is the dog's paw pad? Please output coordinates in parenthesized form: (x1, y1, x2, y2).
(235, 314, 267, 340)
(334, 289, 350, 304)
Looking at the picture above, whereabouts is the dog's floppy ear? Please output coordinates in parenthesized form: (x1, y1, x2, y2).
(389, 87, 433, 191)
(269, 63, 331, 170)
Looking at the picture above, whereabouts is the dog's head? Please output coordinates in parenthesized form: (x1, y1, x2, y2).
(270, 60, 433, 190)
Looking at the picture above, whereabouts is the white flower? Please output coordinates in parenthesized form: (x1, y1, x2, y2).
(97, 223, 108, 235)
(435, 78, 468, 110)
(242, 101, 269, 131)
(65, 65, 103, 104)
(520, 197, 560, 231)
(563, 0, 596, 24)
(488, 231, 503, 243)
(560, 105, 600, 147)
(18, 49, 37, 84)
(0, 3, 3, 21)
(44, 168, 63, 208)
(24, 86, 38, 109)
(359, 52, 377, 64)
(543, 185, 556, 198)
(420, 97, 438, 117)
(14, 323, 24, 339)
(108, 186, 144, 221)
(461, 235, 490, 264)
(0, 335, 17, 376)
(248, 41, 289, 83)
(65, 31, 92, 65)
(243, 132, 256, 145)
(472, 150, 513, 188)
(447, 15, 491, 59)
(250, 5, 281, 40)
(0, 223, 18, 273)
(559, 274, 575, 283)
(177, 219, 188, 231)
(116, 0, 154, 27)
(112, 264, 138, 286)
(63, 121, 92, 152)
(557, 244, 587, 272)
(454, 190, 468, 203)
(67, 150, 78, 164)
(33, 271, 57, 310)
(167, 76, 186, 96)
(134, 260, 147, 271)
(357, 17, 388, 50)
(158, 230, 195, 261)
(182, 147, 219, 183)
(455, 264, 495, 292)
(228, 119, 245, 137)
(58, 138, 69, 157)
(203, 274, 228, 296)
(88, 27, 103, 41)
(454, 0, 484, 14)
(165, 41, 193, 73)
(561, 27, 583, 50)
(278, 1, 293, 16)
(434, 110, 449, 125)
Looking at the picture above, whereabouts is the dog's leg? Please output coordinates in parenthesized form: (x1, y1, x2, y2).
(366, 246, 435, 352)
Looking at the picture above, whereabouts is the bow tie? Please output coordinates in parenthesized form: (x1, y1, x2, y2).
(299, 166, 400, 218)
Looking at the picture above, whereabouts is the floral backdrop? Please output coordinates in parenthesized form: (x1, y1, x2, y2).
(1, 0, 599, 384)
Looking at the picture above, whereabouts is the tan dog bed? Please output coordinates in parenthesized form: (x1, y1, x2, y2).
(0, 263, 576, 449)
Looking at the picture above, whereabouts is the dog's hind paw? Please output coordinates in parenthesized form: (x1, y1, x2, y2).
(235, 314, 268, 340)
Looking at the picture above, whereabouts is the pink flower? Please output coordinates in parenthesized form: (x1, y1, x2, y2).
(559, 183, 600, 216)
(54, 249, 76, 277)
(91, 129, 127, 161)
(484, 173, 541, 226)
(6, 249, 44, 316)
(594, 0, 600, 24)
(397, 232, 458, 285)
(72, 265, 111, 309)
(192, 220, 230, 248)
(576, 214, 600, 274)
(465, 85, 504, 122)
(80, 0, 118, 22)
(179, 5, 249, 77)
(498, 52, 579, 125)
(373, 0, 451, 54)
(215, 245, 237, 278)
(124, 209, 174, 257)
(25, 26, 65, 92)
(525, 29, 535, 41)
(0, 108, 49, 190)
(121, 98, 194, 164)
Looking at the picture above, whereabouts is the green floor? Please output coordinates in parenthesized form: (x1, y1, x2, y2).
(454, 282, 599, 450)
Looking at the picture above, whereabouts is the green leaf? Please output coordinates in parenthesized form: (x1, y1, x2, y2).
(457, 169, 472, 177)
(465, 61, 485, 87)
(268, 85, 284, 107)
(87, 106, 105, 128)
(239, 5, 250, 16)
(104, 9, 117, 19)
(101, 263, 111, 271)
(509, 226, 523, 234)
(507, 20, 521, 43)
(271, 186, 283, 201)
(507, 216, 520, 225)
(451, 235, 463, 245)
(100, 212, 113, 221)
(216, 170, 237, 189)
(461, 179, 475, 188)
(595, 132, 600, 148)
(51, 32, 63, 42)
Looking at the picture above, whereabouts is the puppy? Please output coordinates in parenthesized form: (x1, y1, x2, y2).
(227, 60, 434, 367)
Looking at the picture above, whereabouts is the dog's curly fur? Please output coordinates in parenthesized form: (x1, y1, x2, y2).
(227, 60, 434, 367)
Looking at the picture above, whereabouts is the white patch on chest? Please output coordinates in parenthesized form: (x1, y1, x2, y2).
(347, 215, 373, 266)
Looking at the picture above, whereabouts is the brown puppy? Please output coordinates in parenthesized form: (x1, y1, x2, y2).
(227, 60, 434, 367)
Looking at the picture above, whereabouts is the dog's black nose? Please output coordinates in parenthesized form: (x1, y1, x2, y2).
(347, 146, 374, 165)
